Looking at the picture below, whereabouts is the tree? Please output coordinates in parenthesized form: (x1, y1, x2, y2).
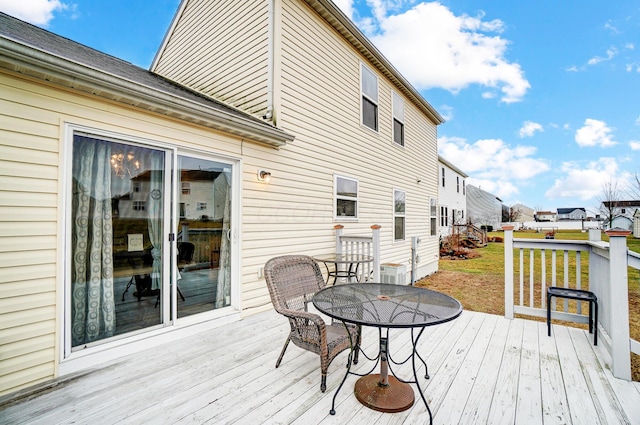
(509, 206, 522, 222)
(597, 179, 623, 228)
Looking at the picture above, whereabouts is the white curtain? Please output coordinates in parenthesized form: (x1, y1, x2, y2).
(215, 172, 232, 308)
(147, 156, 164, 290)
(71, 136, 115, 346)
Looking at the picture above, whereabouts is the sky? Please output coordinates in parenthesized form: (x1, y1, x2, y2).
(1, 0, 639, 216)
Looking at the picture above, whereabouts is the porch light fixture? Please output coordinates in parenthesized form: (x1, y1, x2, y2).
(257, 170, 272, 183)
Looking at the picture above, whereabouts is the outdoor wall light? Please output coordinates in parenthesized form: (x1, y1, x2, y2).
(257, 169, 272, 183)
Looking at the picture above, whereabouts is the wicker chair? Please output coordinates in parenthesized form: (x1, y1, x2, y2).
(264, 255, 361, 392)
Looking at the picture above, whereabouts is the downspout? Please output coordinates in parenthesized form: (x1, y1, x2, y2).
(263, 0, 274, 122)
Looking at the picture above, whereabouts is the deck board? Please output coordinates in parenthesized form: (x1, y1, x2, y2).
(1, 310, 640, 424)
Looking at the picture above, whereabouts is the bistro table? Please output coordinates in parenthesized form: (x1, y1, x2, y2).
(312, 283, 462, 424)
(312, 254, 374, 284)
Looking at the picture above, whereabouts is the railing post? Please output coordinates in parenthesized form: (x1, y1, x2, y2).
(605, 228, 631, 380)
(334, 225, 344, 255)
(503, 225, 514, 319)
(371, 224, 381, 282)
(589, 228, 601, 242)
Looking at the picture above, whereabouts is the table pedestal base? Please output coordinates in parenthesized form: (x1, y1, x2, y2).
(354, 374, 414, 413)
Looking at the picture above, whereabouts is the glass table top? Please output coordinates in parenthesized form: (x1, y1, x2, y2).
(312, 283, 462, 328)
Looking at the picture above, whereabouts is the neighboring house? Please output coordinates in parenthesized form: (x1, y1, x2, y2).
(535, 211, 557, 222)
(601, 200, 640, 231)
(466, 184, 503, 231)
(510, 203, 535, 223)
(557, 207, 587, 221)
(0, 1, 444, 399)
(437, 155, 468, 237)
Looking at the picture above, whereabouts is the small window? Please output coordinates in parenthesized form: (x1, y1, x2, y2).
(181, 182, 190, 195)
(456, 176, 460, 193)
(133, 201, 146, 211)
(441, 167, 445, 187)
(392, 91, 404, 146)
(361, 64, 378, 131)
(394, 190, 405, 241)
(132, 181, 141, 193)
(430, 198, 437, 236)
(463, 180, 466, 195)
(335, 176, 358, 219)
(197, 202, 207, 210)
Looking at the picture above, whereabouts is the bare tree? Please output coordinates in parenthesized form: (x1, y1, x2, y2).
(509, 206, 522, 222)
(597, 179, 623, 228)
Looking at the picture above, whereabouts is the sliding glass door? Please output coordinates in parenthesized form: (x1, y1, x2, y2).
(68, 131, 236, 352)
(175, 154, 233, 318)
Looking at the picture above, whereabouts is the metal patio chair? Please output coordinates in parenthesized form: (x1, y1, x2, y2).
(264, 255, 361, 392)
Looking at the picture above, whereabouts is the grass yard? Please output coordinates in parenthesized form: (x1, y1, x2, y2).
(415, 229, 640, 381)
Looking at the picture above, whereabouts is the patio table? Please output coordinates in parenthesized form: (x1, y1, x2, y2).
(312, 283, 462, 424)
(312, 253, 373, 284)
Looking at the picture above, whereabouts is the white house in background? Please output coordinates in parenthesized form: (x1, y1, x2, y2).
(466, 184, 503, 231)
(535, 211, 557, 222)
(601, 200, 640, 231)
(510, 203, 535, 223)
(557, 207, 587, 221)
(438, 155, 468, 237)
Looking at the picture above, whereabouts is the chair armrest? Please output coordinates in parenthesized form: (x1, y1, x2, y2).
(276, 308, 327, 344)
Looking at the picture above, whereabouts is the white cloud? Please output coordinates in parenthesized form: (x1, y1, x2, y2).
(587, 47, 618, 66)
(354, 2, 529, 103)
(575, 119, 617, 147)
(604, 20, 619, 34)
(518, 121, 543, 138)
(438, 104, 453, 121)
(636, 116, 640, 125)
(438, 136, 549, 201)
(629, 141, 640, 151)
(0, 0, 69, 26)
(545, 157, 630, 201)
(333, 0, 355, 21)
(626, 43, 635, 50)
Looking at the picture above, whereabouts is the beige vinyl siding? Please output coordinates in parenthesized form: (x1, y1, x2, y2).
(0, 70, 261, 396)
(153, 0, 270, 116)
(277, 0, 437, 265)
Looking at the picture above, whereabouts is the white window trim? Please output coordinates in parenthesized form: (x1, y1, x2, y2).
(429, 197, 438, 236)
(392, 90, 405, 147)
(393, 189, 406, 241)
(360, 62, 379, 133)
(334, 174, 359, 221)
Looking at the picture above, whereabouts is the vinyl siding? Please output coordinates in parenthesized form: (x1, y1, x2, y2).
(0, 70, 253, 397)
(237, 0, 439, 309)
(153, 0, 270, 116)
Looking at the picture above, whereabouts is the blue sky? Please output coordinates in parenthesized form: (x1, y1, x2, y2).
(2, 0, 639, 215)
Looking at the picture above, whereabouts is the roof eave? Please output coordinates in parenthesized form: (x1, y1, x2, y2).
(0, 37, 295, 148)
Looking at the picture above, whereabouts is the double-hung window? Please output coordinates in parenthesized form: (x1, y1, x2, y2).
(394, 189, 406, 241)
(335, 175, 358, 219)
(430, 198, 437, 236)
(392, 91, 404, 146)
(361, 64, 378, 131)
(441, 167, 446, 187)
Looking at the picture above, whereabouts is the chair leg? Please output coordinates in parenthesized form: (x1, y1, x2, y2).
(594, 300, 598, 346)
(547, 292, 552, 337)
(321, 373, 327, 392)
(275, 337, 291, 368)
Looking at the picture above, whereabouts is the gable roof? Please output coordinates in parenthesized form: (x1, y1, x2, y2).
(557, 208, 586, 214)
(0, 12, 295, 148)
(153, 0, 444, 126)
(603, 200, 640, 208)
(438, 155, 469, 178)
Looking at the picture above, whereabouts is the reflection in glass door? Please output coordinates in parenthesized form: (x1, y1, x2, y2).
(176, 155, 233, 318)
(70, 134, 166, 349)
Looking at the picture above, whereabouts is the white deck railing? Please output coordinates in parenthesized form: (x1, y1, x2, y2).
(334, 224, 381, 282)
(503, 226, 636, 380)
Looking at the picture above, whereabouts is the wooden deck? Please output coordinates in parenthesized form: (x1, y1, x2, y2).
(2, 309, 640, 424)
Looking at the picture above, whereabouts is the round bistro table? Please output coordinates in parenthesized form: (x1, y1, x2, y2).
(312, 254, 374, 284)
(312, 283, 462, 424)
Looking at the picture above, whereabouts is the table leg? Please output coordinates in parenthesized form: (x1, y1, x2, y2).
(412, 327, 433, 424)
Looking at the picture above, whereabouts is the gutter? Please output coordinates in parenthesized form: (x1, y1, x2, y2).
(0, 37, 294, 148)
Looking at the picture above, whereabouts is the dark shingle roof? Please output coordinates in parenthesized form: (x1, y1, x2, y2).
(0, 12, 294, 147)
